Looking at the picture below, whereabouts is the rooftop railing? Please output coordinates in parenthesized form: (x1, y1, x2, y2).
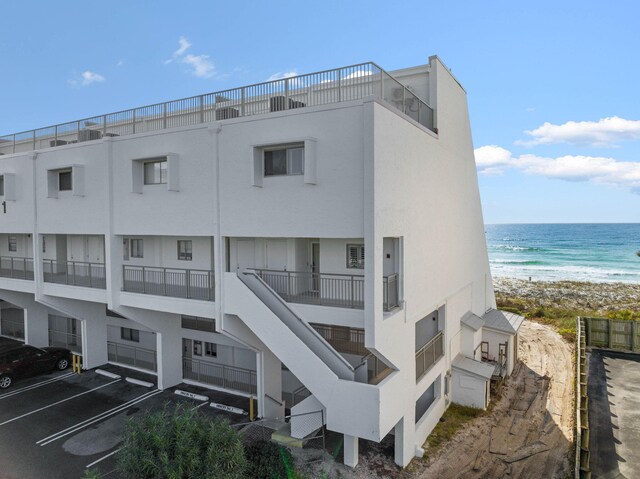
(0, 62, 434, 156)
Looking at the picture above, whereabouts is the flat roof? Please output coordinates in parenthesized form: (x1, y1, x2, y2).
(452, 354, 495, 380)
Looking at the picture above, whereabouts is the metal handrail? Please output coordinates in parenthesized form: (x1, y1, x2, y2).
(107, 341, 157, 372)
(0, 256, 34, 280)
(42, 259, 106, 289)
(0, 62, 435, 155)
(182, 357, 257, 394)
(415, 331, 445, 382)
(122, 264, 214, 301)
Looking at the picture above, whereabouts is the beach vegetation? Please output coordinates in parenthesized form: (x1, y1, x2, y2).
(422, 404, 484, 459)
(607, 309, 640, 320)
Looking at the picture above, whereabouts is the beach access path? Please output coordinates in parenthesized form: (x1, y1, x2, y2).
(420, 321, 574, 479)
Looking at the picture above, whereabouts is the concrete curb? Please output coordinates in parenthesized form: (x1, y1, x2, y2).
(95, 369, 121, 380)
(125, 377, 154, 388)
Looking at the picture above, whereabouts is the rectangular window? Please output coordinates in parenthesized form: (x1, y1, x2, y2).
(8, 236, 17, 252)
(204, 342, 217, 357)
(0, 176, 4, 196)
(264, 146, 304, 177)
(123, 238, 129, 261)
(120, 327, 140, 342)
(130, 239, 144, 258)
(143, 160, 167, 185)
(58, 170, 72, 191)
(177, 240, 192, 261)
(193, 340, 203, 356)
(346, 244, 365, 269)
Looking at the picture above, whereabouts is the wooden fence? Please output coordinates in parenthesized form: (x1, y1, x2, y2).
(584, 317, 640, 352)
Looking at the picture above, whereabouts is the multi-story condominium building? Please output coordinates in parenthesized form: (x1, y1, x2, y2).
(0, 55, 523, 467)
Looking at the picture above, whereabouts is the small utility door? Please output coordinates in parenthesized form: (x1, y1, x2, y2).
(265, 240, 287, 271)
(182, 338, 192, 359)
(236, 240, 256, 273)
(311, 243, 320, 291)
(86, 236, 103, 263)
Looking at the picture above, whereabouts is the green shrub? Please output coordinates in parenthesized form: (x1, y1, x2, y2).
(81, 469, 101, 479)
(116, 403, 248, 479)
(246, 439, 295, 479)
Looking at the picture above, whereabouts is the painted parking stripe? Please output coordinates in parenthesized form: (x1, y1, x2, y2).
(0, 372, 76, 400)
(0, 379, 121, 427)
(37, 388, 159, 445)
(85, 448, 121, 469)
(38, 389, 162, 446)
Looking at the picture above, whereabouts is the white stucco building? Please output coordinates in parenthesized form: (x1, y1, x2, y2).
(0, 55, 522, 467)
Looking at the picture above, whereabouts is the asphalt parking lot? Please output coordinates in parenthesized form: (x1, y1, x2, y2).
(588, 349, 640, 479)
(0, 364, 254, 479)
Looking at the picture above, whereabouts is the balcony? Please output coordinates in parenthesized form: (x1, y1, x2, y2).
(415, 331, 444, 382)
(0, 62, 435, 155)
(254, 269, 400, 311)
(42, 260, 106, 289)
(0, 256, 34, 280)
(123, 265, 214, 301)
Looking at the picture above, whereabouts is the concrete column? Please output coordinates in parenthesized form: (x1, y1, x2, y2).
(394, 416, 414, 467)
(82, 313, 108, 369)
(24, 302, 49, 347)
(156, 327, 182, 390)
(260, 349, 284, 419)
(343, 434, 359, 468)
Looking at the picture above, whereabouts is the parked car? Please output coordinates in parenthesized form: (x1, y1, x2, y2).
(0, 345, 71, 389)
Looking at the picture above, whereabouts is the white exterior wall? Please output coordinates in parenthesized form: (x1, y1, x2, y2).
(452, 371, 488, 409)
(0, 56, 495, 468)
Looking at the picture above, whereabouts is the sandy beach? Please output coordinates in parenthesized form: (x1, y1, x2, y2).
(493, 277, 640, 312)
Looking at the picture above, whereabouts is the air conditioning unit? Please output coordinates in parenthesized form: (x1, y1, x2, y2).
(78, 129, 102, 142)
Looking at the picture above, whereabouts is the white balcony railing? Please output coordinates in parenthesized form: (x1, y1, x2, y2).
(107, 341, 157, 372)
(0, 62, 435, 155)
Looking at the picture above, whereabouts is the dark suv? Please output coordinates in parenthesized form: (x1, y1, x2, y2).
(0, 345, 71, 389)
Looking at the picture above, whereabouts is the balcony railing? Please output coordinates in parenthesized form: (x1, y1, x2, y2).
(43, 260, 106, 289)
(107, 341, 157, 372)
(182, 357, 257, 395)
(311, 323, 367, 356)
(0, 256, 34, 280)
(123, 265, 214, 301)
(415, 331, 444, 382)
(255, 269, 399, 311)
(0, 62, 435, 156)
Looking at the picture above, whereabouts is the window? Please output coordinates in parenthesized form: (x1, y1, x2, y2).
(264, 146, 304, 176)
(346, 244, 365, 269)
(0, 176, 4, 196)
(177, 240, 192, 261)
(204, 342, 217, 357)
(58, 170, 72, 191)
(193, 340, 203, 356)
(8, 236, 17, 252)
(144, 159, 167, 185)
(130, 239, 144, 258)
(121, 327, 140, 342)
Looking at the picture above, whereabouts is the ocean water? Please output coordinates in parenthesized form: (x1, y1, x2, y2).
(485, 224, 640, 283)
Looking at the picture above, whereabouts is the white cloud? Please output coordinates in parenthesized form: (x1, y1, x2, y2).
(475, 145, 640, 193)
(516, 116, 640, 147)
(165, 37, 215, 78)
(267, 71, 298, 81)
(343, 70, 373, 80)
(69, 70, 105, 87)
(182, 54, 215, 78)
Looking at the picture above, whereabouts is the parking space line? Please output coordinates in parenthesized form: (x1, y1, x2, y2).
(0, 379, 121, 427)
(0, 372, 76, 400)
(37, 389, 162, 446)
(85, 448, 121, 469)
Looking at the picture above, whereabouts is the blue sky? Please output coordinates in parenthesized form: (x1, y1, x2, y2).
(1, 0, 638, 224)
